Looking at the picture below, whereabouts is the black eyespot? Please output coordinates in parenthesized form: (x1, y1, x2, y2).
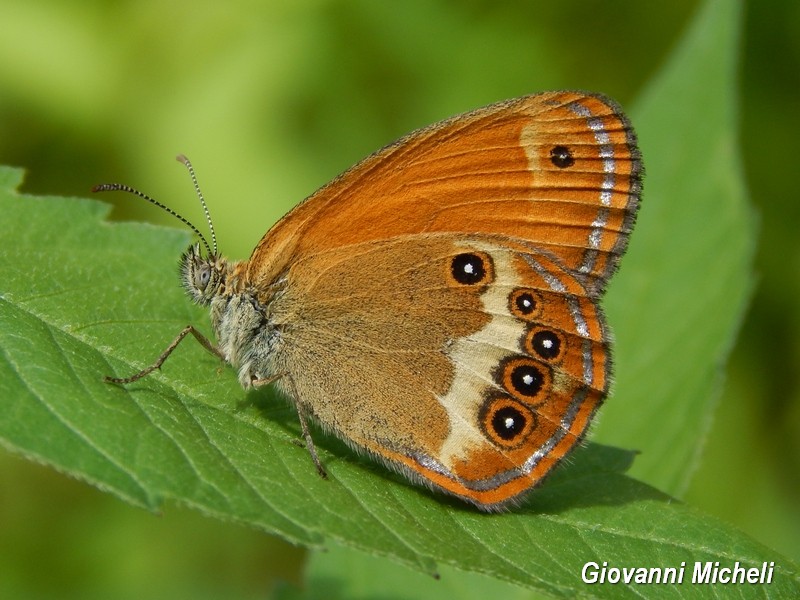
(509, 289, 542, 320)
(498, 357, 551, 403)
(480, 396, 536, 447)
(492, 405, 527, 441)
(511, 363, 544, 397)
(550, 145, 575, 168)
(515, 292, 536, 314)
(531, 330, 562, 360)
(451, 252, 489, 285)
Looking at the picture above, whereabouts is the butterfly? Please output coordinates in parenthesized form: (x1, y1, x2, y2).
(98, 90, 642, 510)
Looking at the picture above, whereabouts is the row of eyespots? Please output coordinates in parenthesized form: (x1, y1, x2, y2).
(449, 252, 567, 448)
(509, 289, 566, 362)
(476, 143, 577, 446)
(449, 256, 565, 365)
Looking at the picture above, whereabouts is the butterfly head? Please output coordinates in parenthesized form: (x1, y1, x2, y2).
(179, 243, 232, 306)
(93, 155, 231, 306)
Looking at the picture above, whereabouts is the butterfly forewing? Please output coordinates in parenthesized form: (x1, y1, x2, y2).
(247, 91, 641, 296)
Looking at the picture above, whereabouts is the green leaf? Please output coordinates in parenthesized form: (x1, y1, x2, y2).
(1, 167, 797, 596)
(284, 540, 794, 600)
(1, 0, 797, 596)
(597, 0, 755, 496)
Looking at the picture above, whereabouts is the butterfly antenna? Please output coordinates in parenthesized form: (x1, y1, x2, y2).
(176, 154, 218, 256)
(92, 160, 215, 257)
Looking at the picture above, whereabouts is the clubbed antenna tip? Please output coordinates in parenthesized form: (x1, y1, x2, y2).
(176, 155, 218, 256)
(92, 157, 218, 257)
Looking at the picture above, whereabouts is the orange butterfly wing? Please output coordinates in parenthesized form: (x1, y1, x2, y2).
(241, 90, 642, 508)
(246, 90, 642, 294)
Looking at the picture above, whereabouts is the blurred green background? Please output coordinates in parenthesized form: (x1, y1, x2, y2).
(0, 0, 798, 597)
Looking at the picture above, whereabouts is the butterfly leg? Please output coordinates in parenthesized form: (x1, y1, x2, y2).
(104, 325, 225, 384)
(258, 374, 327, 480)
(295, 401, 328, 479)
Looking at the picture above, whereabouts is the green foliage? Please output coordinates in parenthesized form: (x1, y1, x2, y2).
(1, 0, 798, 597)
(3, 177, 795, 594)
(598, 0, 754, 496)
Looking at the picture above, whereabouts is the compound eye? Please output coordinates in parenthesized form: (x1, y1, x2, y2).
(195, 264, 212, 290)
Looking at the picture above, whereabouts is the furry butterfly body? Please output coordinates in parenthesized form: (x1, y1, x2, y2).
(106, 91, 642, 510)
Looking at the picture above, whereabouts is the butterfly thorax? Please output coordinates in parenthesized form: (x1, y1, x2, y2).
(180, 244, 282, 388)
